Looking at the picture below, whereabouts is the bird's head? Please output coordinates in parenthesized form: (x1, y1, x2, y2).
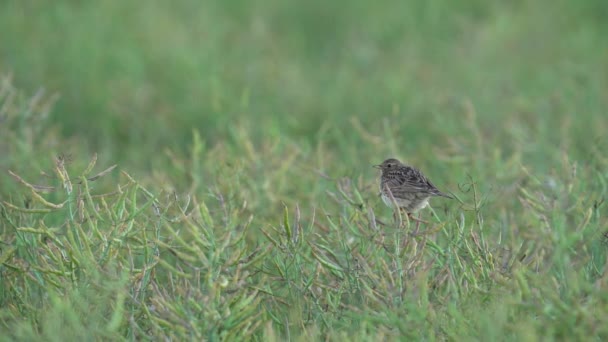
(373, 158, 403, 171)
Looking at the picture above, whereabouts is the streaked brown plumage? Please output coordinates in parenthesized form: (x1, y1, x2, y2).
(374, 158, 452, 214)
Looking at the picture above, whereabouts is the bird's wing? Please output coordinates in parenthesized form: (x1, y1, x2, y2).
(387, 168, 452, 198)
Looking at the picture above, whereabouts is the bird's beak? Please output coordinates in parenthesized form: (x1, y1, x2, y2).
(373, 164, 381, 169)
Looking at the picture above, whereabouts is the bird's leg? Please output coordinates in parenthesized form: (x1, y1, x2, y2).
(399, 212, 425, 231)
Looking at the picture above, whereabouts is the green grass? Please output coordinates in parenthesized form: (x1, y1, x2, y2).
(1, 0, 608, 340)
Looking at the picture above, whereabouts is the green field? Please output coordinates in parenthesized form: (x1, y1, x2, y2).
(1, 0, 608, 340)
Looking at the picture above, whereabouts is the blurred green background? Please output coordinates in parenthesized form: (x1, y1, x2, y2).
(2, 0, 606, 170)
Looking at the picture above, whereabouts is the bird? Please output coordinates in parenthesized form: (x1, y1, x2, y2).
(374, 158, 452, 222)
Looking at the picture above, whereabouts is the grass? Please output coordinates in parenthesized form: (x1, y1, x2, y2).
(1, 0, 608, 340)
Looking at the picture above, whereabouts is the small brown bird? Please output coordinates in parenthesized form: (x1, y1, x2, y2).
(374, 158, 452, 219)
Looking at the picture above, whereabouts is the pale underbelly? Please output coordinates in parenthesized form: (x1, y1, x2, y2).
(381, 193, 429, 213)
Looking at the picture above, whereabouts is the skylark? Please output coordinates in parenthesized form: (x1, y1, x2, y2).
(374, 158, 452, 220)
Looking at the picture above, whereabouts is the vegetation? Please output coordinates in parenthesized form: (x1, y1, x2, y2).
(1, 0, 607, 340)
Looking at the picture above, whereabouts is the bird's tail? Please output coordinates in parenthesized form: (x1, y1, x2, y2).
(435, 190, 454, 199)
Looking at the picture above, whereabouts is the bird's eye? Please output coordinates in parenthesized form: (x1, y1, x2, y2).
(387, 163, 393, 168)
